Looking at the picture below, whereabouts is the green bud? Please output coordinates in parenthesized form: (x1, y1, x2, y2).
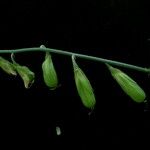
(106, 64, 146, 103)
(0, 56, 17, 75)
(42, 52, 58, 90)
(72, 55, 96, 109)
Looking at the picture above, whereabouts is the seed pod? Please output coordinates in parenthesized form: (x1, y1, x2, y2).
(0, 56, 17, 75)
(72, 55, 96, 109)
(106, 64, 146, 103)
(42, 52, 58, 90)
(15, 65, 35, 88)
(10, 53, 35, 88)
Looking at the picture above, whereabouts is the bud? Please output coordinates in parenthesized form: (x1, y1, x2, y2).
(72, 55, 96, 109)
(0, 56, 17, 75)
(42, 52, 58, 90)
(106, 64, 146, 103)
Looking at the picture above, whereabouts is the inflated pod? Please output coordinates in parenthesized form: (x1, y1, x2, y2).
(0, 56, 17, 75)
(106, 63, 146, 103)
(15, 65, 35, 88)
(42, 52, 58, 90)
(11, 53, 35, 88)
(72, 55, 96, 109)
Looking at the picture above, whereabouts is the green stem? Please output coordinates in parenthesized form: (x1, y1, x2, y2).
(0, 47, 149, 73)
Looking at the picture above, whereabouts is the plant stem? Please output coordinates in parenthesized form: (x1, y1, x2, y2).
(0, 47, 149, 73)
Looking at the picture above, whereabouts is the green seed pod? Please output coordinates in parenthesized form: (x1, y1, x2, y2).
(42, 52, 58, 90)
(10, 53, 35, 88)
(15, 65, 35, 88)
(72, 55, 96, 109)
(106, 64, 146, 103)
(0, 56, 17, 75)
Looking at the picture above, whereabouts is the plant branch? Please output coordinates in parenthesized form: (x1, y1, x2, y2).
(0, 47, 149, 73)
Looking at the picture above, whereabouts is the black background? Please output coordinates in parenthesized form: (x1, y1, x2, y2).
(0, 0, 150, 149)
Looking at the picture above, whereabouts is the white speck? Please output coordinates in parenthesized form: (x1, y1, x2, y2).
(56, 126, 61, 136)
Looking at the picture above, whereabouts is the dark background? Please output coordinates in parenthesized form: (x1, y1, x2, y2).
(0, 0, 150, 149)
